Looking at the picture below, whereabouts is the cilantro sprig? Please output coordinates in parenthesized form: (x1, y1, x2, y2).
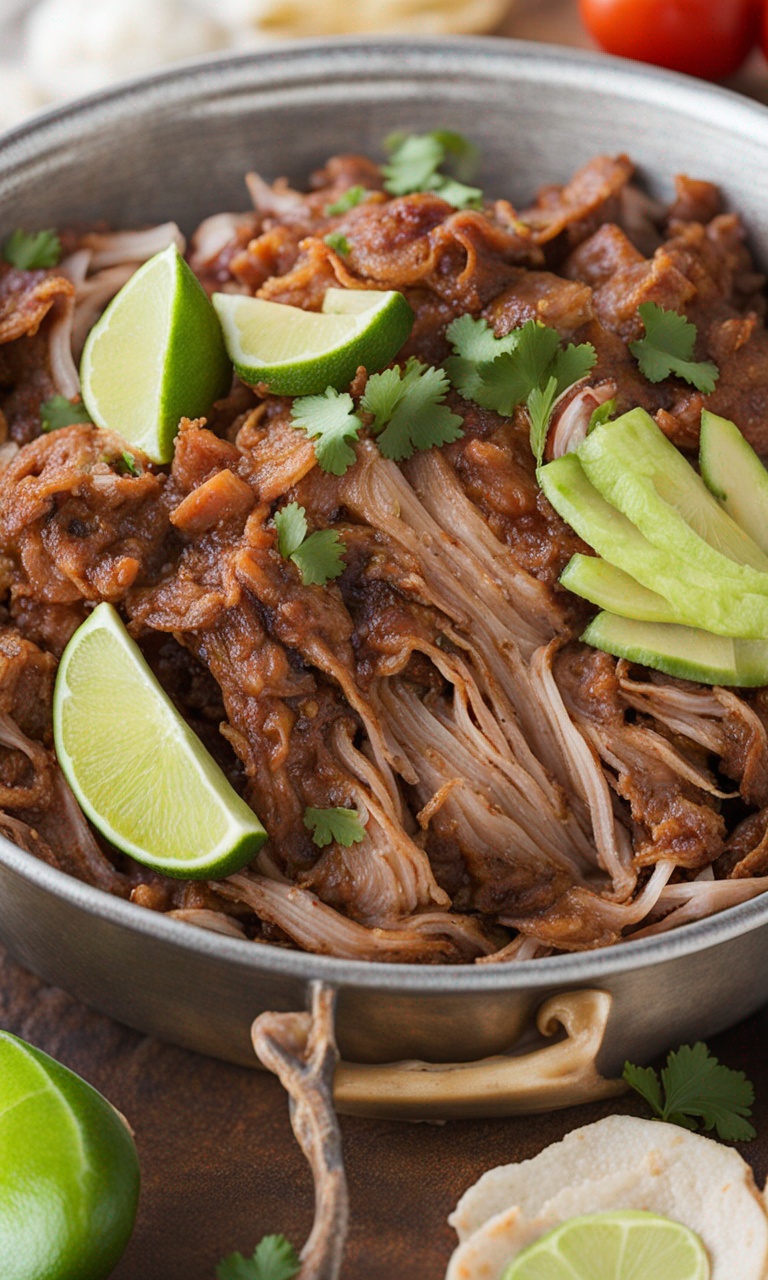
(217, 1234, 300, 1280)
(323, 231, 350, 256)
(291, 388, 361, 476)
(304, 806, 366, 848)
(40, 396, 93, 432)
(382, 130, 483, 209)
(446, 316, 596, 466)
(325, 185, 367, 216)
(629, 302, 719, 393)
(2, 228, 61, 270)
(273, 502, 346, 586)
(623, 1042, 755, 1143)
(361, 358, 464, 461)
(291, 362, 464, 471)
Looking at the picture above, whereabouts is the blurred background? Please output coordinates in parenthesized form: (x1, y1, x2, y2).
(0, 0, 766, 135)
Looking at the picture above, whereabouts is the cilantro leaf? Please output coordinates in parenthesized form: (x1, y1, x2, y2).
(361, 357, 464, 461)
(274, 502, 346, 585)
(430, 177, 484, 209)
(629, 302, 720, 393)
(383, 132, 444, 196)
(623, 1062, 664, 1117)
(550, 343, 599, 397)
(445, 318, 596, 465)
(325, 185, 367, 215)
(527, 376, 559, 468)
(476, 322, 562, 415)
(2, 228, 61, 270)
(274, 502, 308, 559)
(382, 131, 482, 209)
(40, 395, 93, 432)
(217, 1234, 300, 1280)
(623, 1042, 755, 1142)
(323, 231, 350, 256)
(587, 397, 617, 433)
(661, 1043, 756, 1142)
(290, 530, 346, 585)
(291, 388, 361, 476)
(444, 315, 520, 401)
(115, 451, 141, 476)
(304, 806, 366, 848)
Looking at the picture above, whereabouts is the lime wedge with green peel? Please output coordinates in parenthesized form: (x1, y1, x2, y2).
(53, 602, 267, 878)
(80, 244, 231, 464)
(0, 1030, 140, 1280)
(212, 286, 414, 394)
(502, 1211, 710, 1280)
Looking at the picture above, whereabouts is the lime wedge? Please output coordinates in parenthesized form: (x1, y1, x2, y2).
(0, 1030, 140, 1280)
(212, 286, 414, 395)
(53, 603, 266, 878)
(80, 244, 231, 464)
(503, 1212, 710, 1280)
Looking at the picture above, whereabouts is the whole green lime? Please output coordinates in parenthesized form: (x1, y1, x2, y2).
(0, 1031, 140, 1280)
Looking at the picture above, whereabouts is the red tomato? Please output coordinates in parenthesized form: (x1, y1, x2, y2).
(579, 0, 758, 81)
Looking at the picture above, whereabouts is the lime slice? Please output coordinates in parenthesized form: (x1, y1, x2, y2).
(502, 1211, 710, 1280)
(212, 285, 414, 395)
(0, 1030, 140, 1280)
(53, 602, 266, 878)
(80, 244, 231, 464)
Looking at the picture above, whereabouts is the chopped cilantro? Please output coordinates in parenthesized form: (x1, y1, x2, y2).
(382, 130, 483, 209)
(325, 185, 367, 216)
(445, 317, 596, 466)
(323, 231, 351, 256)
(115, 451, 141, 476)
(2, 228, 61, 270)
(40, 395, 93, 432)
(273, 501, 346, 586)
(217, 1234, 300, 1280)
(304, 806, 366, 848)
(587, 397, 617, 433)
(623, 1042, 755, 1143)
(361, 357, 464, 461)
(291, 388, 361, 476)
(629, 302, 719, 393)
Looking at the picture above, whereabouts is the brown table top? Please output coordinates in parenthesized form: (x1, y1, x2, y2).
(3, 945, 767, 1280)
(5, 6, 768, 1279)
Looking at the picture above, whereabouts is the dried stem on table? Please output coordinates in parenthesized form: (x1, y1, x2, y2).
(252, 981, 348, 1280)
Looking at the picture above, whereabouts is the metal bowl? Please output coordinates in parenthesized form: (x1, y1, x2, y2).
(3, 37, 768, 1115)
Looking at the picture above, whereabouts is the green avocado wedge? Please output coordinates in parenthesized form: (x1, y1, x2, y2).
(538, 454, 768, 638)
(560, 554, 693, 624)
(700, 410, 768, 555)
(578, 408, 768, 584)
(0, 1031, 140, 1280)
(581, 612, 768, 687)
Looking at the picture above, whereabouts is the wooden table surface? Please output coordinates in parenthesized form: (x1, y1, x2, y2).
(5, 5, 768, 1279)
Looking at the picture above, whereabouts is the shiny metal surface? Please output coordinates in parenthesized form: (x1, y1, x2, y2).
(2, 39, 768, 1086)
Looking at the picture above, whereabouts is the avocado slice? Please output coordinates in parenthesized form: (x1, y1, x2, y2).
(700, 410, 768, 555)
(560, 554, 692, 623)
(539, 454, 768, 637)
(578, 408, 768, 584)
(582, 611, 768, 687)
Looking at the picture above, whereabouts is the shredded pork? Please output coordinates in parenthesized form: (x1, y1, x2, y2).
(2, 151, 768, 961)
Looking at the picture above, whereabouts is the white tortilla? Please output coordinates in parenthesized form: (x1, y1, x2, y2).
(447, 1115, 768, 1280)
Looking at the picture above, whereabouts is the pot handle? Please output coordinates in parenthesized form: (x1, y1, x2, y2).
(333, 989, 625, 1120)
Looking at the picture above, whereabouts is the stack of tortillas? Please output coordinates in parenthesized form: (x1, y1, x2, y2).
(446, 1116, 768, 1279)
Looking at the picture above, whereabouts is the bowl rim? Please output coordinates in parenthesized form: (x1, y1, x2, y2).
(3, 35, 768, 993)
